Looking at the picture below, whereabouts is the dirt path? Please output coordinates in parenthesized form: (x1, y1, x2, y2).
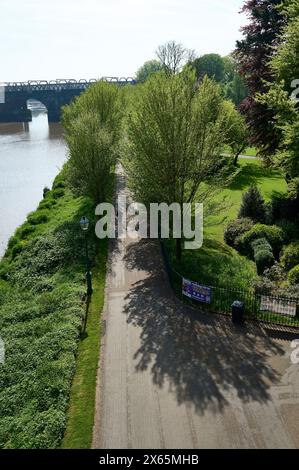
(92, 165, 299, 449)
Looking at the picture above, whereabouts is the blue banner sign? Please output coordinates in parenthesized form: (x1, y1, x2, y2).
(182, 278, 211, 304)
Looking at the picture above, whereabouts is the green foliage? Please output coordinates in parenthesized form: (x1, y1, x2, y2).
(125, 70, 240, 207)
(224, 217, 254, 248)
(281, 242, 299, 271)
(0, 185, 99, 448)
(258, 0, 299, 183)
(254, 247, 275, 275)
(224, 104, 249, 164)
(191, 53, 224, 82)
(27, 210, 49, 226)
(62, 81, 122, 203)
(288, 264, 299, 285)
(52, 188, 65, 199)
(238, 186, 266, 223)
(136, 60, 163, 83)
(240, 224, 284, 256)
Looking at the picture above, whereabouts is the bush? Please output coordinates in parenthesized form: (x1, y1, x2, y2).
(19, 224, 35, 240)
(238, 186, 266, 223)
(38, 199, 56, 210)
(252, 238, 275, 275)
(288, 265, 299, 285)
(28, 211, 49, 226)
(277, 219, 299, 243)
(52, 188, 65, 199)
(224, 218, 254, 248)
(280, 242, 299, 271)
(11, 242, 24, 259)
(43, 187, 50, 198)
(239, 224, 284, 257)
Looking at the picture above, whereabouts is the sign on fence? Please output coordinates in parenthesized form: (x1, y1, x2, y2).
(260, 296, 297, 317)
(182, 278, 211, 304)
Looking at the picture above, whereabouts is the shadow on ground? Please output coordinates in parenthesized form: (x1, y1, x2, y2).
(123, 239, 285, 415)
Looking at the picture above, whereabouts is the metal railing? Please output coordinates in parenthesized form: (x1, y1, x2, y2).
(160, 242, 299, 328)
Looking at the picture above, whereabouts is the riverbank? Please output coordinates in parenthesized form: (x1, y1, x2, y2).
(0, 170, 109, 448)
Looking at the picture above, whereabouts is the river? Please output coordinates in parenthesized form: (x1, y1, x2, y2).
(0, 110, 66, 258)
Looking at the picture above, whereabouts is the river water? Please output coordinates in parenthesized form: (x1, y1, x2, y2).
(0, 110, 66, 258)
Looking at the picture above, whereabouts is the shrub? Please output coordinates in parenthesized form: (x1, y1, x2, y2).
(251, 237, 275, 275)
(7, 235, 20, 251)
(238, 186, 266, 223)
(251, 237, 272, 252)
(28, 211, 49, 226)
(38, 199, 56, 210)
(277, 219, 299, 243)
(288, 265, 299, 285)
(281, 242, 299, 272)
(240, 224, 284, 256)
(224, 218, 253, 248)
(52, 174, 66, 190)
(11, 242, 24, 259)
(43, 186, 50, 198)
(19, 224, 35, 240)
(52, 188, 65, 199)
(254, 248, 275, 275)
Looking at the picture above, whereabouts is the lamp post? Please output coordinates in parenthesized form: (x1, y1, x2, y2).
(80, 216, 93, 297)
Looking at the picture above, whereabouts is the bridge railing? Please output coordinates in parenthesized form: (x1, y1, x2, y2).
(3, 77, 136, 92)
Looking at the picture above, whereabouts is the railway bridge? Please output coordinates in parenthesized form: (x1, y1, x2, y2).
(0, 77, 135, 122)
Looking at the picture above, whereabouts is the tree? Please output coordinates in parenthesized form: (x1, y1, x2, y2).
(124, 70, 239, 259)
(136, 60, 163, 83)
(62, 81, 122, 203)
(191, 54, 224, 82)
(155, 40, 195, 75)
(258, 0, 299, 188)
(235, 0, 286, 158)
(238, 186, 266, 223)
(224, 104, 249, 165)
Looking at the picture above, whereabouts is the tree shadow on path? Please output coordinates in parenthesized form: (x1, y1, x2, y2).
(123, 239, 285, 415)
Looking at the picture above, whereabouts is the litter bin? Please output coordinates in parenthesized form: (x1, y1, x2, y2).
(232, 301, 245, 324)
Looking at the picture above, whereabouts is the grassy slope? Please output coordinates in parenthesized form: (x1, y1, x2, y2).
(61, 239, 108, 449)
(0, 176, 109, 448)
(175, 158, 288, 289)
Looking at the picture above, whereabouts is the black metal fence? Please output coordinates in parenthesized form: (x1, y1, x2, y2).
(161, 242, 299, 329)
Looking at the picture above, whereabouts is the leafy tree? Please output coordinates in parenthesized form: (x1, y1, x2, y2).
(62, 81, 122, 203)
(124, 70, 239, 259)
(258, 0, 299, 187)
(136, 60, 163, 83)
(238, 186, 266, 223)
(224, 105, 249, 165)
(191, 53, 224, 82)
(235, 0, 286, 158)
(156, 40, 195, 75)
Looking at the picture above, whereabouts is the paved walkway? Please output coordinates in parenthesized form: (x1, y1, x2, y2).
(92, 166, 299, 449)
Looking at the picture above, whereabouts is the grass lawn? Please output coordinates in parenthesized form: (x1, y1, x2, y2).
(174, 158, 288, 290)
(61, 239, 108, 449)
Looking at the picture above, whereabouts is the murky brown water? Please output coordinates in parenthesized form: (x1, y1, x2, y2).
(0, 110, 66, 257)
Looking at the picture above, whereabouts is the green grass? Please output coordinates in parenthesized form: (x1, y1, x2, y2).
(224, 145, 257, 157)
(175, 159, 288, 290)
(61, 239, 108, 449)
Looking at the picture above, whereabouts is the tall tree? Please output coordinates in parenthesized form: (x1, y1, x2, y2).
(259, 0, 299, 189)
(124, 70, 241, 259)
(62, 82, 122, 203)
(156, 40, 195, 75)
(136, 60, 163, 83)
(191, 53, 225, 82)
(235, 0, 286, 159)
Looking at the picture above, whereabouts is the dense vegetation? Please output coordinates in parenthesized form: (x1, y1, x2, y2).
(0, 174, 100, 448)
